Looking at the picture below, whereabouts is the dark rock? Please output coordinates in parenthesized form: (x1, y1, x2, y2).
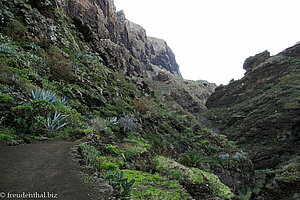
(243, 50, 270, 73)
(148, 37, 181, 77)
(28, 0, 57, 18)
(16, 140, 24, 144)
(22, 137, 31, 144)
(279, 43, 300, 58)
(152, 71, 170, 82)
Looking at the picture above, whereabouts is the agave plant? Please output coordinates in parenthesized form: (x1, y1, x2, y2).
(42, 111, 69, 132)
(31, 88, 71, 109)
(57, 97, 72, 109)
(31, 88, 58, 104)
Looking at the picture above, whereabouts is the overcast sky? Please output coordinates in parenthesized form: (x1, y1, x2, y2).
(114, 0, 300, 85)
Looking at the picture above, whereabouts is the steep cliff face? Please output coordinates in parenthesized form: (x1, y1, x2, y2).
(56, 0, 181, 78)
(204, 44, 300, 170)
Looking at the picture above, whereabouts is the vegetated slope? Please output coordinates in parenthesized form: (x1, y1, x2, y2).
(204, 45, 300, 199)
(0, 0, 254, 199)
(205, 47, 300, 170)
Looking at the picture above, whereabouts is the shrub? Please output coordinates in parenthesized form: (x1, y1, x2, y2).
(44, 46, 76, 82)
(12, 99, 83, 135)
(80, 143, 101, 166)
(0, 63, 14, 85)
(105, 144, 121, 155)
(133, 98, 157, 116)
(90, 117, 107, 133)
(180, 151, 203, 167)
(170, 169, 183, 181)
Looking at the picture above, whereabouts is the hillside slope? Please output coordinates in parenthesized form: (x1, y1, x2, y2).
(204, 44, 300, 200)
(0, 0, 254, 199)
(205, 45, 300, 170)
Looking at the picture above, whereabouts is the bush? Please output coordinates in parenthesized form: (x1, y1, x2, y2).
(80, 143, 101, 166)
(12, 99, 83, 136)
(181, 150, 204, 168)
(44, 46, 76, 82)
(133, 98, 157, 116)
(90, 117, 107, 133)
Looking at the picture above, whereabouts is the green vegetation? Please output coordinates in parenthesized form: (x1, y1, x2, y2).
(123, 170, 188, 200)
(102, 170, 135, 199)
(154, 156, 235, 199)
(79, 143, 120, 172)
(0, 133, 16, 141)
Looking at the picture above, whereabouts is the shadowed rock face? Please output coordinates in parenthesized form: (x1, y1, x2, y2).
(57, 0, 181, 78)
(205, 45, 300, 170)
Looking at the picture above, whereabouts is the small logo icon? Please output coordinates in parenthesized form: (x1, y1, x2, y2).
(0, 192, 6, 198)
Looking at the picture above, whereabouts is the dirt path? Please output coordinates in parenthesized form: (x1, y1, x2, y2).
(0, 140, 103, 200)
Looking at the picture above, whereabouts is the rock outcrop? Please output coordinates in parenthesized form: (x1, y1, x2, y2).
(146, 75, 216, 114)
(205, 45, 300, 170)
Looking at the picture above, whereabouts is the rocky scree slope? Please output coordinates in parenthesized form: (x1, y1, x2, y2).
(0, 0, 254, 199)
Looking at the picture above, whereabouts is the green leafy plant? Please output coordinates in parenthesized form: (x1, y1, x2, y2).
(181, 150, 203, 167)
(90, 117, 107, 133)
(169, 169, 183, 181)
(80, 143, 101, 167)
(105, 144, 121, 155)
(102, 170, 135, 199)
(120, 178, 136, 199)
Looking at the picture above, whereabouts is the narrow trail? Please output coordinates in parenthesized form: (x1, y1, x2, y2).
(0, 140, 100, 200)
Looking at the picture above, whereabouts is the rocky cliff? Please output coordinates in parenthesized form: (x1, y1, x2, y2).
(56, 0, 181, 78)
(205, 44, 300, 170)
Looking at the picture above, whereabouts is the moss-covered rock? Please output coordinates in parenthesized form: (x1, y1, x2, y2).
(154, 156, 236, 199)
